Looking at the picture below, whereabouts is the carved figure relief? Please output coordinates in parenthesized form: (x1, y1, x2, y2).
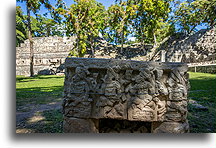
(88, 73, 99, 92)
(154, 69, 168, 96)
(166, 100, 187, 121)
(167, 69, 188, 97)
(63, 59, 188, 123)
(165, 68, 188, 121)
(128, 67, 156, 121)
(64, 65, 92, 118)
(63, 58, 189, 133)
(96, 66, 126, 119)
(154, 97, 166, 121)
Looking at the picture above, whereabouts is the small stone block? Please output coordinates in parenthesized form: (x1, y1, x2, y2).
(63, 117, 99, 133)
(152, 121, 189, 133)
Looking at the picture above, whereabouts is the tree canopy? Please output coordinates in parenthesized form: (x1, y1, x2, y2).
(173, 0, 215, 34)
(16, 0, 215, 57)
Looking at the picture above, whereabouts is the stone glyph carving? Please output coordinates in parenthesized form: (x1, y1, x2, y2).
(165, 68, 189, 122)
(127, 67, 168, 121)
(63, 58, 189, 133)
(128, 68, 155, 121)
(96, 66, 126, 119)
(63, 64, 92, 118)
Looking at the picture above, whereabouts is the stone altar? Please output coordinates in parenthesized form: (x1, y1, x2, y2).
(63, 58, 189, 133)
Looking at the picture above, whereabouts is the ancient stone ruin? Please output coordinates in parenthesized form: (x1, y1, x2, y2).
(16, 36, 75, 76)
(152, 26, 215, 63)
(16, 27, 215, 76)
(63, 58, 189, 133)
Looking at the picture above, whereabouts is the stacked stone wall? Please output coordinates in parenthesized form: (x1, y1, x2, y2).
(152, 27, 215, 63)
(16, 27, 215, 75)
(16, 36, 75, 76)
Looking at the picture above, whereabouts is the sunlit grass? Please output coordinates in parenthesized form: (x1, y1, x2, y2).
(16, 75, 64, 92)
(16, 75, 64, 133)
(16, 75, 65, 106)
(16, 72, 216, 133)
(188, 72, 216, 133)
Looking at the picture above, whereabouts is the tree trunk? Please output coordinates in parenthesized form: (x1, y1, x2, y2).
(27, 1, 34, 77)
(90, 37, 95, 58)
(115, 32, 118, 46)
(120, 30, 124, 54)
(141, 32, 145, 51)
(120, 33, 124, 53)
(153, 32, 157, 48)
(77, 37, 80, 57)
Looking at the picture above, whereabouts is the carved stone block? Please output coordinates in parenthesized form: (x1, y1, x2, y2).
(152, 121, 189, 133)
(63, 117, 99, 133)
(63, 58, 189, 133)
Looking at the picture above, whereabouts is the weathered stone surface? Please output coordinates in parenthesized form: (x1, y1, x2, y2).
(16, 27, 214, 76)
(63, 117, 99, 133)
(16, 36, 76, 76)
(152, 121, 189, 133)
(152, 27, 215, 63)
(63, 58, 189, 133)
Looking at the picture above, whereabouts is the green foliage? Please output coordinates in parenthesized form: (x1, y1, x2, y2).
(192, 0, 216, 26)
(59, 0, 106, 57)
(16, 1, 66, 46)
(16, 0, 215, 55)
(102, 0, 173, 49)
(16, 9, 65, 46)
(107, 2, 127, 45)
(16, 6, 27, 46)
(32, 15, 65, 37)
(174, 0, 216, 34)
(106, 1, 138, 51)
(17, 0, 54, 13)
(174, 1, 200, 34)
(131, 0, 171, 46)
(53, 0, 174, 55)
(154, 21, 175, 43)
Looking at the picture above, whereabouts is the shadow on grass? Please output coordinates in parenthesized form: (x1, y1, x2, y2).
(16, 75, 64, 133)
(16, 86, 64, 106)
(16, 75, 65, 83)
(40, 109, 63, 133)
(16, 109, 63, 133)
(189, 78, 216, 91)
(15, 73, 216, 133)
(188, 104, 216, 133)
(188, 76, 216, 133)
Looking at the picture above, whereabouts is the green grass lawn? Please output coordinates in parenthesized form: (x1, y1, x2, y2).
(16, 75, 64, 106)
(188, 72, 216, 133)
(16, 75, 65, 133)
(16, 72, 216, 133)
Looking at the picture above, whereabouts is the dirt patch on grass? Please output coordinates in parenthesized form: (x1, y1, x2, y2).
(16, 98, 63, 133)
